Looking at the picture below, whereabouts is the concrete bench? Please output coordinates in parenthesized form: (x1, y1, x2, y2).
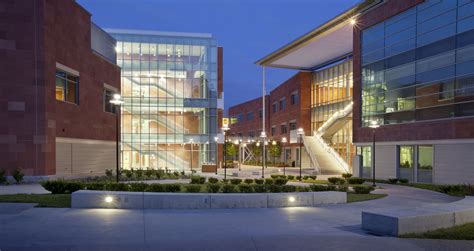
(72, 190, 346, 209)
(362, 197, 474, 236)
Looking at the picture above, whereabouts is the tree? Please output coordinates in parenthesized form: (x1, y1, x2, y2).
(251, 143, 262, 162)
(268, 142, 282, 164)
(225, 142, 237, 160)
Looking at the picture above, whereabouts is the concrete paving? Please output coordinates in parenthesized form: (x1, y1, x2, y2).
(0, 183, 50, 195)
(1, 183, 473, 250)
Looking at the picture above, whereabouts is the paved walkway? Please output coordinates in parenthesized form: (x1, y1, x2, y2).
(1, 183, 472, 250)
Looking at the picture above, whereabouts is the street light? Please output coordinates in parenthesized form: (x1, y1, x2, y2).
(189, 138, 194, 174)
(110, 93, 124, 182)
(281, 137, 287, 175)
(214, 136, 219, 174)
(222, 125, 230, 180)
(297, 128, 304, 180)
(369, 120, 380, 187)
(260, 131, 267, 178)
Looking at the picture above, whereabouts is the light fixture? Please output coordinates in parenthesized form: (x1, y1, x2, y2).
(369, 120, 380, 129)
(297, 128, 304, 136)
(282, 137, 287, 144)
(214, 136, 219, 142)
(288, 196, 295, 202)
(110, 94, 124, 105)
(350, 18, 357, 25)
(272, 140, 276, 146)
(105, 196, 113, 203)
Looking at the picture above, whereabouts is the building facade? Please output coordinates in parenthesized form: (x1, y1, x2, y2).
(108, 30, 223, 172)
(0, 0, 121, 177)
(353, 0, 474, 184)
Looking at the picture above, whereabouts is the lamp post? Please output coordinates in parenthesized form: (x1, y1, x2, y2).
(222, 125, 230, 180)
(189, 138, 193, 174)
(282, 137, 287, 175)
(260, 131, 266, 178)
(369, 120, 380, 187)
(214, 136, 219, 175)
(110, 93, 124, 182)
(297, 128, 304, 180)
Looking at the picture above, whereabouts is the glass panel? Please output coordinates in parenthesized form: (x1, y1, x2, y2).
(399, 146, 414, 182)
(417, 145, 433, 183)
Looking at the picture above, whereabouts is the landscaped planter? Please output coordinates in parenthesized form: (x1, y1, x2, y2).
(71, 190, 347, 209)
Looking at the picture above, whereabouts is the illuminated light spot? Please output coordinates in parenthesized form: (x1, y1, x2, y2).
(105, 196, 113, 203)
(288, 196, 295, 202)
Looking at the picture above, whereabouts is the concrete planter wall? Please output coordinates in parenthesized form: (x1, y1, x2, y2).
(72, 190, 346, 209)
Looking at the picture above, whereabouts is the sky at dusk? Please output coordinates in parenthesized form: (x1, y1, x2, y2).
(78, 0, 360, 108)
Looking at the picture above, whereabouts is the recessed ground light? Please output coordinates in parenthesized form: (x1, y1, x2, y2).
(105, 196, 113, 203)
(288, 196, 295, 202)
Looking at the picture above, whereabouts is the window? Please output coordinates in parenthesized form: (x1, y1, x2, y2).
(280, 124, 287, 134)
(417, 145, 433, 183)
(56, 69, 79, 104)
(399, 146, 414, 182)
(103, 89, 117, 113)
(272, 103, 277, 113)
(279, 98, 286, 111)
(357, 146, 372, 178)
(258, 109, 263, 118)
(291, 92, 298, 105)
(246, 112, 254, 121)
(248, 131, 254, 137)
(271, 126, 276, 136)
(237, 114, 244, 122)
(289, 122, 297, 130)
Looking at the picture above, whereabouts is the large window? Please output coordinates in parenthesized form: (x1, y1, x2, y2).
(291, 92, 298, 105)
(417, 145, 433, 183)
(246, 112, 254, 121)
(399, 146, 414, 182)
(279, 98, 286, 111)
(361, 0, 474, 126)
(55, 69, 79, 104)
(103, 89, 117, 114)
(357, 146, 372, 178)
(397, 145, 433, 183)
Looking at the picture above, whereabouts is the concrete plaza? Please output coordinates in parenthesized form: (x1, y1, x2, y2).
(1, 184, 474, 250)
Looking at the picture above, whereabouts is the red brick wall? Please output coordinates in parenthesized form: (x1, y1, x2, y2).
(0, 0, 120, 175)
(228, 96, 270, 137)
(353, 0, 474, 143)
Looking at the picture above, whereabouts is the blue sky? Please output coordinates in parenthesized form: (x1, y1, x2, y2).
(78, 0, 359, 108)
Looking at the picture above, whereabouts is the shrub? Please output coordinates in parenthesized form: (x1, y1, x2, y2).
(264, 178, 274, 185)
(105, 169, 113, 179)
(282, 185, 296, 193)
(208, 177, 219, 184)
(222, 184, 236, 193)
(145, 184, 164, 192)
(270, 174, 280, 179)
(0, 169, 6, 184)
(190, 176, 206, 184)
(144, 169, 154, 178)
(287, 175, 295, 180)
(163, 184, 181, 192)
(129, 182, 149, 192)
(105, 182, 129, 191)
(221, 179, 229, 184)
(337, 185, 349, 192)
(244, 179, 254, 184)
(309, 184, 336, 192)
(230, 179, 242, 185)
(353, 185, 374, 194)
(184, 184, 201, 193)
(173, 171, 180, 177)
(342, 173, 353, 179)
(297, 186, 311, 192)
(11, 168, 24, 184)
(328, 177, 345, 185)
(303, 176, 309, 180)
(41, 180, 85, 194)
(347, 177, 365, 185)
(252, 184, 267, 193)
(399, 178, 409, 184)
(254, 179, 264, 185)
(274, 178, 288, 186)
(135, 169, 144, 179)
(238, 184, 254, 193)
(309, 175, 317, 180)
(84, 182, 105, 191)
(123, 170, 133, 179)
(296, 176, 301, 180)
(207, 183, 221, 193)
(388, 178, 399, 184)
(266, 184, 282, 193)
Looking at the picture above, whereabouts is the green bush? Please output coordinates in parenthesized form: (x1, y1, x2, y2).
(274, 178, 288, 186)
(347, 177, 365, 185)
(129, 182, 149, 192)
(328, 177, 345, 185)
(190, 176, 206, 184)
(238, 184, 254, 193)
(309, 184, 335, 192)
(105, 169, 113, 179)
(41, 180, 85, 194)
(0, 169, 6, 184)
(297, 186, 311, 192)
(264, 178, 274, 185)
(11, 168, 24, 184)
(105, 182, 129, 191)
(144, 169, 154, 178)
(282, 185, 296, 193)
(287, 175, 295, 180)
(388, 178, 399, 184)
(296, 176, 301, 180)
(207, 183, 221, 193)
(173, 171, 180, 177)
(399, 178, 409, 184)
(221, 179, 229, 184)
(244, 179, 254, 184)
(184, 184, 201, 193)
(337, 185, 349, 192)
(342, 173, 353, 179)
(222, 184, 236, 193)
(266, 184, 282, 193)
(270, 174, 280, 179)
(123, 170, 133, 179)
(84, 182, 105, 191)
(155, 170, 164, 179)
(254, 179, 264, 185)
(145, 184, 164, 192)
(353, 185, 374, 194)
(163, 184, 181, 192)
(208, 177, 219, 184)
(309, 175, 317, 180)
(230, 179, 242, 185)
(303, 176, 309, 180)
(252, 184, 267, 193)
(135, 169, 144, 179)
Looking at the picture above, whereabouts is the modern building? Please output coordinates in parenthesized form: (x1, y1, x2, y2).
(107, 29, 224, 172)
(0, 0, 121, 177)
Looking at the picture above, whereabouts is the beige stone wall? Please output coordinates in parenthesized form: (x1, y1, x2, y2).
(434, 143, 474, 184)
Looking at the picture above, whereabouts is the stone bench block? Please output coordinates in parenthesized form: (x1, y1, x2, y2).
(210, 194, 268, 209)
(72, 190, 144, 209)
(314, 191, 347, 204)
(267, 193, 314, 208)
(144, 193, 210, 209)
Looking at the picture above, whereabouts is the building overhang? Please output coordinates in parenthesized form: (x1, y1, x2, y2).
(255, 0, 383, 71)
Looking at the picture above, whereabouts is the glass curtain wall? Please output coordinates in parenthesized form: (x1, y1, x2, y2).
(361, 0, 474, 126)
(311, 59, 354, 166)
(112, 32, 218, 171)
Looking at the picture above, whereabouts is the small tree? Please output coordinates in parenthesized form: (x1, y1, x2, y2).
(225, 142, 237, 161)
(250, 143, 262, 163)
(268, 141, 282, 164)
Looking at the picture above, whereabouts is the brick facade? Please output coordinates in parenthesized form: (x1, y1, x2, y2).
(353, 0, 474, 143)
(0, 0, 120, 176)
